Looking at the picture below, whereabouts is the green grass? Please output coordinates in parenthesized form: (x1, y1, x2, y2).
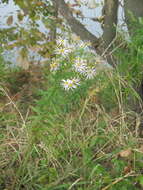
(1, 25, 143, 190)
(0, 65, 143, 190)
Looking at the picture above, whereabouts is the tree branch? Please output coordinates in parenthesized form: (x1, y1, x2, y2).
(53, 0, 100, 50)
(52, 0, 119, 67)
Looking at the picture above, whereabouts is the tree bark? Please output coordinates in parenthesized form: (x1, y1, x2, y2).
(100, 0, 119, 67)
(102, 0, 119, 49)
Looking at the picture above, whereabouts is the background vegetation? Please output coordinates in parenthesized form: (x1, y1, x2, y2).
(1, 0, 143, 189)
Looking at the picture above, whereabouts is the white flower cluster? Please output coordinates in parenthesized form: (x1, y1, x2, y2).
(51, 35, 99, 91)
(73, 57, 96, 79)
(61, 60, 96, 91)
(54, 47, 71, 57)
(54, 37, 74, 57)
(61, 78, 80, 91)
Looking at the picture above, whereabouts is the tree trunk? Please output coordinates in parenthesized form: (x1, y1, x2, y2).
(102, 0, 118, 49)
(100, 0, 119, 67)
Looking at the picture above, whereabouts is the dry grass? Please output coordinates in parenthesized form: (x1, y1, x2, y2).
(0, 69, 143, 190)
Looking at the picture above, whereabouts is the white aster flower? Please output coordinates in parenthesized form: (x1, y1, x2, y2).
(56, 37, 67, 47)
(73, 57, 87, 74)
(61, 78, 80, 91)
(54, 47, 71, 57)
(85, 67, 96, 79)
(50, 60, 60, 72)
